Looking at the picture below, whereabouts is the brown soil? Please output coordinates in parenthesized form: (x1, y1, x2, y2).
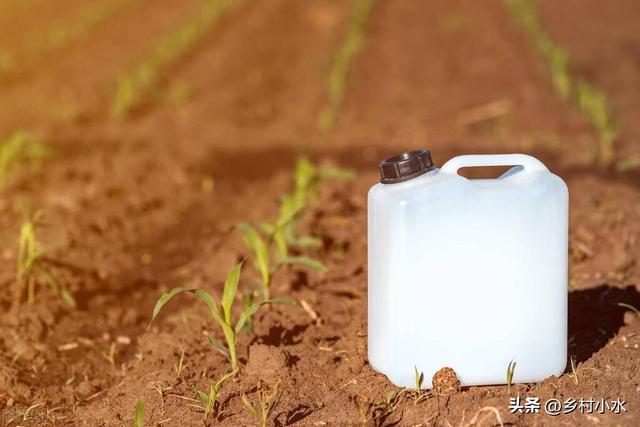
(0, 0, 639, 425)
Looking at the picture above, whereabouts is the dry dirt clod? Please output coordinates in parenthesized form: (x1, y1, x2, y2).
(245, 344, 288, 381)
(432, 367, 461, 395)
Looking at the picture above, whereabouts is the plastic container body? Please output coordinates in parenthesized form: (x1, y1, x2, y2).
(368, 154, 568, 388)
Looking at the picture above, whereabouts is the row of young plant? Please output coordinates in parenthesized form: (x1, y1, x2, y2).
(1, 0, 240, 188)
(318, 0, 375, 133)
(111, 0, 239, 117)
(146, 157, 354, 424)
(0, 0, 245, 306)
(0, 0, 133, 78)
(503, 0, 620, 168)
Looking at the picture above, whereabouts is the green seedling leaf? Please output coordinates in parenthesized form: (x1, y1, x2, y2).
(235, 297, 294, 334)
(238, 224, 270, 288)
(618, 302, 640, 316)
(196, 389, 209, 404)
(207, 336, 230, 360)
(294, 156, 318, 194)
(257, 221, 276, 236)
(570, 356, 579, 385)
(293, 235, 323, 248)
(241, 394, 260, 419)
(215, 368, 237, 390)
(414, 366, 424, 390)
(506, 360, 517, 394)
(221, 261, 243, 324)
(134, 397, 144, 427)
(319, 166, 356, 180)
(35, 264, 76, 307)
(151, 287, 186, 322)
(279, 256, 327, 272)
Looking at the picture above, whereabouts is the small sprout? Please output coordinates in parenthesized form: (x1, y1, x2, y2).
(0, 132, 48, 188)
(174, 350, 187, 377)
(103, 342, 116, 367)
(238, 223, 325, 302)
(241, 379, 281, 427)
(617, 302, 640, 317)
(414, 366, 424, 390)
(270, 156, 354, 259)
(352, 391, 404, 427)
(195, 369, 237, 421)
(15, 210, 75, 307)
(412, 366, 426, 404)
(570, 356, 579, 385)
(506, 361, 517, 394)
(134, 397, 144, 427)
(151, 261, 293, 371)
(238, 224, 271, 299)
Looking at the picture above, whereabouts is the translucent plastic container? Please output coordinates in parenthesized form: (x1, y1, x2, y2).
(368, 151, 568, 388)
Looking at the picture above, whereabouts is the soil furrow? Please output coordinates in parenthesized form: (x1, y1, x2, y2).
(535, 0, 640, 164)
(0, 0, 203, 135)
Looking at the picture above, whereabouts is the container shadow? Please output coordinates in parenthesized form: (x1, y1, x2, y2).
(568, 284, 640, 363)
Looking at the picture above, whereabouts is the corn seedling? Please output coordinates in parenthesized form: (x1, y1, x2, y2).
(570, 356, 579, 385)
(15, 211, 75, 307)
(103, 342, 116, 367)
(133, 397, 144, 427)
(412, 366, 425, 404)
(195, 369, 236, 421)
(353, 391, 404, 427)
(319, 0, 375, 132)
(0, 132, 48, 189)
(151, 261, 292, 371)
(112, 0, 237, 117)
(254, 156, 354, 257)
(506, 360, 516, 395)
(240, 157, 353, 300)
(238, 223, 326, 301)
(174, 350, 187, 377)
(504, 0, 618, 166)
(241, 379, 281, 427)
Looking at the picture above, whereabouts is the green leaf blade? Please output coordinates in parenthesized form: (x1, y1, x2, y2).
(238, 223, 270, 287)
(134, 397, 145, 427)
(151, 286, 187, 322)
(279, 256, 327, 272)
(221, 261, 243, 324)
(207, 336, 230, 360)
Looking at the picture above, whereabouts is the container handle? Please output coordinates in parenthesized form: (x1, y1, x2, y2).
(440, 154, 548, 175)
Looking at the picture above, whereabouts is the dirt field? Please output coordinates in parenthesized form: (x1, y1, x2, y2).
(0, 0, 639, 425)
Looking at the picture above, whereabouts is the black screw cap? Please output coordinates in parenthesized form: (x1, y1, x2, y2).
(379, 149, 435, 184)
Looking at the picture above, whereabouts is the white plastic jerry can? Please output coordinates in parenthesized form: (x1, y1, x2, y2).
(368, 150, 568, 388)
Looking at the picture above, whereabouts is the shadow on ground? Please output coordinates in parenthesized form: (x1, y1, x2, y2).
(569, 284, 640, 363)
